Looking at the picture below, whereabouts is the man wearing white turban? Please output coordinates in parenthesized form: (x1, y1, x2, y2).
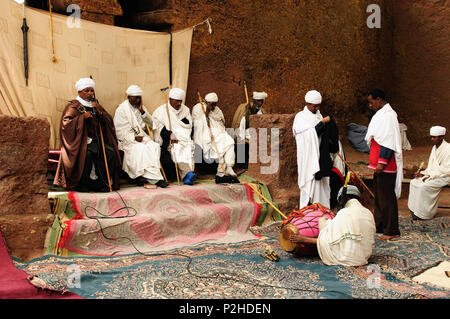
(54, 78, 121, 192)
(192, 92, 237, 180)
(408, 126, 450, 220)
(231, 91, 268, 168)
(152, 88, 196, 185)
(113, 85, 168, 188)
(293, 90, 332, 209)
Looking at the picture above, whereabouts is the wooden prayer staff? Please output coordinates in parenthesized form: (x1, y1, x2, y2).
(244, 81, 249, 105)
(247, 183, 288, 220)
(98, 122, 112, 192)
(165, 102, 181, 185)
(415, 162, 424, 175)
(335, 152, 375, 199)
(146, 123, 168, 183)
(196, 90, 227, 175)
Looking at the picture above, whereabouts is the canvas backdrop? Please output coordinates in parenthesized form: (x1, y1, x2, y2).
(0, 2, 192, 148)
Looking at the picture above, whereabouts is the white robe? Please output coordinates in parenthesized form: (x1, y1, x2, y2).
(237, 109, 263, 143)
(408, 140, 450, 219)
(113, 100, 163, 181)
(365, 103, 404, 198)
(152, 102, 195, 179)
(317, 199, 376, 266)
(192, 103, 235, 165)
(293, 106, 330, 209)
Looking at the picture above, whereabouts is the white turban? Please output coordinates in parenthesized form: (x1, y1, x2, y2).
(126, 85, 143, 96)
(338, 185, 361, 201)
(253, 92, 268, 100)
(169, 88, 185, 100)
(205, 92, 218, 103)
(75, 78, 95, 92)
(430, 126, 446, 136)
(305, 90, 322, 105)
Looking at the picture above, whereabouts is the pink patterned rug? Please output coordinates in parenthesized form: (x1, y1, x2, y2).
(59, 183, 261, 256)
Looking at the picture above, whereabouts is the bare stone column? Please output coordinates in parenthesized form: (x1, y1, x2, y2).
(0, 115, 52, 261)
(247, 114, 299, 214)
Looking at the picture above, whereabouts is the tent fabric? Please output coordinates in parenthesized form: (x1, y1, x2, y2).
(0, 2, 192, 148)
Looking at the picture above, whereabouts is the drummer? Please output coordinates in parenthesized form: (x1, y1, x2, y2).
(290, 185, 376, 266)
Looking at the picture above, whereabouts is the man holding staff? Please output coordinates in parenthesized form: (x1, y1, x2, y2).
(113, 85, 168, 188)
(193, 92, 237, 181)
(54, 77, 121, 192)
(152, 88, 196, 185)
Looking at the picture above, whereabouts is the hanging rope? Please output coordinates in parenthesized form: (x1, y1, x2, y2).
(48, 0, 57, 63)
(193, 18, 213, 34)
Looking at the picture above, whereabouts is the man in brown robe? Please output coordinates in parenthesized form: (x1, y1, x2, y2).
(53, 78, 121, 192)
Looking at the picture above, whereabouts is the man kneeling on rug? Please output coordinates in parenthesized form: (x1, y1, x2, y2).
(290, 185, 376, 266)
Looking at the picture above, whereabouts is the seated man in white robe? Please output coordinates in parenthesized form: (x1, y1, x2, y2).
(293, 90, 331, 209)
(192, 92, 238, 183)
(408, 126, 450, 220)
(152, 88, 196, 185)
(232, 92, 268, 169)
(290, 185, 376, 266)
(113, 85, 168, 188)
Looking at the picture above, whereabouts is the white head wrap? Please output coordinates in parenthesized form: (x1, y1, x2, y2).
(305, 90, 322, 105)
(205, 92, 218, 103)
(126, 85, 143, 96)
(253, 92, 268, 100)
(430, 126, 446, 136)
(338, 185, 361, 201)
(75, 78, 95, 92)
(169, 88, 185, 100)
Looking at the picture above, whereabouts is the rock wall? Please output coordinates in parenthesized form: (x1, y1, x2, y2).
(0, 116, 51, 261)
(247, 114, 299, 213)
(391, 0, 450, 144)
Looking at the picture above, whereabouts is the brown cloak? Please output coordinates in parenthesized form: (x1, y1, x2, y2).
(53, 100, 121, 190)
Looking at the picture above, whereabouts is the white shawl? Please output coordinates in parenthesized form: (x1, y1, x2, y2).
(317, 199, 376, 266)
(365, 103, 403, 198)
(192, 103, 234, 158)
(293, 106, 323, 190)
(421, 140, 450, 180)
(114, 100, 152, 150)
(152, 102, 193, 145)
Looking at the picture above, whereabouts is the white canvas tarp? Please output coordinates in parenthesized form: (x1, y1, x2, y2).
(0, 2, 192, 148)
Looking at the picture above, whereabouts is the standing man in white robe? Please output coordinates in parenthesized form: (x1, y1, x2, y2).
(192, 92, 237, 178)
(365, 88, 403, 241)
(293, 90, 331, 209)
(408, 126, 450, 220)
(113, 85, 167, 188)
(152, 88, 196, 185)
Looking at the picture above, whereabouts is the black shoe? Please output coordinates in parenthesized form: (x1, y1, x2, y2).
(410, 210, 422, 221)
(156, 180, 169, 188)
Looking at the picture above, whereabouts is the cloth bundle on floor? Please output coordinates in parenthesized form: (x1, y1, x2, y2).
(50, 183, 261, 256)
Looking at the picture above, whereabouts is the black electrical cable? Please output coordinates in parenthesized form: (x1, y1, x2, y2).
(79, 190, 356, 299)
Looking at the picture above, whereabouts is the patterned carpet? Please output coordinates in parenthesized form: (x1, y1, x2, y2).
(14, 217, 449, 299)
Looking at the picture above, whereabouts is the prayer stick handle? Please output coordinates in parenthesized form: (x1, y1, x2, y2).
(336, 152, 375, 199)
(247, 183, 287, 220)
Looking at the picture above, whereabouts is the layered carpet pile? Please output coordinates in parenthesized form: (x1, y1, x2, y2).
(46, 178, 281, 257)
(14, 217, 450, 299)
